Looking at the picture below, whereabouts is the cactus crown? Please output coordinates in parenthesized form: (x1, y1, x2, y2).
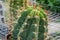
(13, 6, 48, 40)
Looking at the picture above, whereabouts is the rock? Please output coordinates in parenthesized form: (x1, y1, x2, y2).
(0, 23, 9, 36)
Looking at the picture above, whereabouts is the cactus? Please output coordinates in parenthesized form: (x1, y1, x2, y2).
(10, 0, 23, 20)
(10, 0, 23, 9)
(12, 6, 48, 40)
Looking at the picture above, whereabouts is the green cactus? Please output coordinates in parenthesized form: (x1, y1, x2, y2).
(10, 0, 23, 20)
(10, 0, 23, 9)
(12, 6, 48, 40)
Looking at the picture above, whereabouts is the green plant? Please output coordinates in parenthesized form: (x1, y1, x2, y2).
(10, 0, 23, 20)
(12, 6, 48, 40)
(10, 0, 23, 9)
(36, 0, 60, 13)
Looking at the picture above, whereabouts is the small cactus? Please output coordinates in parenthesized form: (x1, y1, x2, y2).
(12, 6, 48, 40)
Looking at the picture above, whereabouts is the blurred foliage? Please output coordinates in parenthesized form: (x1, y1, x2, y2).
(36, 0, 60, 13)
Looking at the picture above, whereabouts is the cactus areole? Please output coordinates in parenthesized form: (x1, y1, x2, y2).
(12, 6, 48, 40)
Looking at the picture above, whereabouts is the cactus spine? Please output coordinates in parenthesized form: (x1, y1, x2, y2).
(12, 6, 48, 40)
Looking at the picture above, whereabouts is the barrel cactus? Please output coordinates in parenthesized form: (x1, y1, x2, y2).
(12, 6, 48, 40)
